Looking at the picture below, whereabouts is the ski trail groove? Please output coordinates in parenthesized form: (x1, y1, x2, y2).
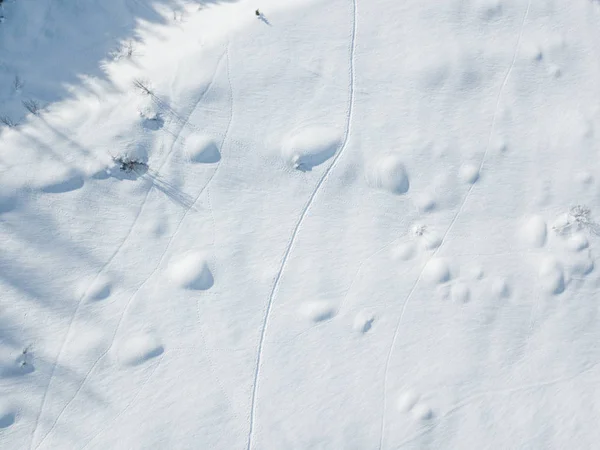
(376, 2, 531, 449)
(244, 2, 358, 449)
(30, 48, 229, 450)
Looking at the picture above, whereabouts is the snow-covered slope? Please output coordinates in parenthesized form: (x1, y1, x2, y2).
(2, 0, 600, 448)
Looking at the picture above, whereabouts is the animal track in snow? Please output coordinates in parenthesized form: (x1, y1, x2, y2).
(520, 215, 547, 248)
(300, 301, 336, 323)
(168, 252, 214, 290)
(185, 134, 221, 163)
(281, 126, 340, 171)
(365, 153, 410, 195)
(116, 333, 164, 366)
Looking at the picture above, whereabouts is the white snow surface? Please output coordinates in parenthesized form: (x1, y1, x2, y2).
(1, 0, 600, 448)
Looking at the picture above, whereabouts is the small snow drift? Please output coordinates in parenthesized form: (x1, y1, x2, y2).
(282, 126, 340, 171)
(85, 275, 112, 301)
(459, 163, 480, 184)
(169, 252, 214, 290)
(451, 282, 471, 303)
(139, 106, 164, 131)
(392, 242, 416, 261)
(423, 258, 451, 284)
(117, 334, 164, 367)
(411, 403, 434, 421)
(365, 154, 410, 195)
(520, 215, 547, 248)
(300, 301, 336, 323)
(353, 310, 375, 333)
(40, 169, 85, 194)
(0, 402, 16, 428)
(185, 134, 221, 163)
(538, 258, 565, 295)
(397, 390, 420, 413)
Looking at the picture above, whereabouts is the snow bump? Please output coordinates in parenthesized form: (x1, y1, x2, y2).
(282, 126, 340, 171)
(185, 134, 221, 163)
(366, 154, 410, 194)
(169, 252, 214, 290)
(117, 334, 164, 366)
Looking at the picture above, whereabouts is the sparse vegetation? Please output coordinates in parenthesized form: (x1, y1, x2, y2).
(13, 75, 24, 92)
(0, 115, 17, 128)
(113, 155, 148, 174)
(22, 99, 42, 116)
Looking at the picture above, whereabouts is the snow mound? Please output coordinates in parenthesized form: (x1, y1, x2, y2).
(521, 215, 547, 248)
(423, 258, 451, 284)
(397, 390, 420, 412)
(169, 252, 214, 290)
(0, 401, 16, 428)
(391, 242, 416, 261)
(282, 126, 340, 171)
(451, 282, 471, 303)
(85, 275, 112, 301)
(538, 258, 565, 295)
(353, 311, 375, 333)
(411, 403, 434, 421)
(300, 301, 336, 323)
(459, 163, 480, 184)
(185, 134, 221, 163)
(117, 334, 164, 366)
(366, 154, 410, 194)
(40, 168, 85, 194)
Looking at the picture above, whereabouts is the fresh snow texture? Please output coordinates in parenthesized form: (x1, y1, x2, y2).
(2, 0, 600, 449)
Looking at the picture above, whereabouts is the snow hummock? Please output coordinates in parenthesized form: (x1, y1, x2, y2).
(168, 252, 214, 290)
(184, 134, 221, 163)
(116, 333, 164, 366)
(365, 153, 410, 194)
(282, 126, 340, 171)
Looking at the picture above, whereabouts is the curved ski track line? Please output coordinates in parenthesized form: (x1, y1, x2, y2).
(30, 49, 228, 450)
(244, 2, 358, 449)
(377, 3, 531, 449)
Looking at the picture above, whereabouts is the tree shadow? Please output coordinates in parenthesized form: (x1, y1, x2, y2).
(0, 0, 241, 127)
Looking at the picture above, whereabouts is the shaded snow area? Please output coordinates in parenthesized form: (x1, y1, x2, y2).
(2, 0, 600, 448)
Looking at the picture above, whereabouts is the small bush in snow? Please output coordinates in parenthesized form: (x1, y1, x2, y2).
(13, 75, 24, 92)
(22, 99, 42, 116)
(113, 155, 148, 174)
(133, 78, 153, 96)
(0, 115, 16, 128)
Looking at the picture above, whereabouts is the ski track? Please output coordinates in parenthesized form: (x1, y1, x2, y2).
(395, 361, 600, 449)
(79, 355, 164, 450)
(377, 2, 532, 449)
(30, 46, 230, 450)
(244, 1, 359, 449)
